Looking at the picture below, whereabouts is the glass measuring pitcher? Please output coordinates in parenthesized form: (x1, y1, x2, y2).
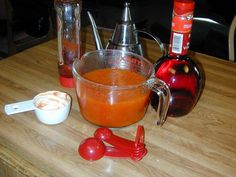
(72, 50, 170, 127)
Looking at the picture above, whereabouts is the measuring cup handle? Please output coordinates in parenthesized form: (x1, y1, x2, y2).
(134, 30, 166, 56)
(4, 100, 35, 115)
(151, 78, 170, 126)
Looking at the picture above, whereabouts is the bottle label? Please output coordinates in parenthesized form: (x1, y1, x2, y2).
(170, 11, 193, 55)
(171, 32, 183, 54)
(172, 12, 193, 33)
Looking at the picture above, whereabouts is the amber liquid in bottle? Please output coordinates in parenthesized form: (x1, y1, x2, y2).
(151, 0, 203, 117)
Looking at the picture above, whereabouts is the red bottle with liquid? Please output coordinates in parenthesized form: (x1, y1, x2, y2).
(151, 0, 203, 117)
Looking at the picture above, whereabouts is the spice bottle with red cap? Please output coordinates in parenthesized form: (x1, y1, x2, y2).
(54, 0, 82, 88)
(151, 0, 203, 117)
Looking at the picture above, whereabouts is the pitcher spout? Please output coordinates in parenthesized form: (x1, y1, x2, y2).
(87, 11, 103, 50)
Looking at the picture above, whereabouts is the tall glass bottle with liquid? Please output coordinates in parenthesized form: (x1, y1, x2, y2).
(54, 0, 81, 87)
(151, 0, 203, 117)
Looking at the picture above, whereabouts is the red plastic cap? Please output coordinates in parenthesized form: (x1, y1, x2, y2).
(59, 76, 75, 88)
(174, 0, 195, 15)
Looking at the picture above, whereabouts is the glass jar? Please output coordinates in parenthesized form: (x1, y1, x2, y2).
(54, 0, 82, 87)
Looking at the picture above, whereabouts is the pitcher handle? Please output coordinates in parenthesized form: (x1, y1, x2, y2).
(147, 78, 170, 126)
(135, 30, 166, 56)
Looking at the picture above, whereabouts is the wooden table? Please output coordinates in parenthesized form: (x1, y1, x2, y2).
(0, 27, 236, 177)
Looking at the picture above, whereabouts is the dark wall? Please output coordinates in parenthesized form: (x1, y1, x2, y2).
(9, 0, 53, 37)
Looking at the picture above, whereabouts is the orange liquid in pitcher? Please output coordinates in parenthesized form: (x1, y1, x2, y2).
(78, 68, 150, 127)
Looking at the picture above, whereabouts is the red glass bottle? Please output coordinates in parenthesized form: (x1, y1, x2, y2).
(151, 0, 203, 117)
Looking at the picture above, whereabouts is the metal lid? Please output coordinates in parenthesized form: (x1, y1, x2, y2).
(109, 2, 140, 46)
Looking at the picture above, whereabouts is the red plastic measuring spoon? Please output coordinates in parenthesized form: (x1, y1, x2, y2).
(94, 126, 146, 151)
(78, 137, 145, 161)
(79, 137, 105, 161)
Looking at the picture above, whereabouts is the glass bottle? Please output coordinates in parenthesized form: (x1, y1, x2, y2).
(151, 0, 203, 117)
(54, 0, 81, 87)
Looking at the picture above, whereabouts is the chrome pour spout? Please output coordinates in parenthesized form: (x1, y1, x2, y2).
(87, 11, 103, 50)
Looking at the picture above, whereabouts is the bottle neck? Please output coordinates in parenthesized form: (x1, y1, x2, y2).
(169, 0, 195, 56)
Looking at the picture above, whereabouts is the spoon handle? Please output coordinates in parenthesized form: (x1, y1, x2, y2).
(134, 125, 145, 147)
(105, 146, 130, 157)
(4, 100, 35, 115)
(105, 146, 147, 161)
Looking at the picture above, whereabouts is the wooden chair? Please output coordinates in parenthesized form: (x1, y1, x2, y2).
(228, 15, 236, 62)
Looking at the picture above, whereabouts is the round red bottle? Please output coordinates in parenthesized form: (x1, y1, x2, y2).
(151, 0, 203, 117)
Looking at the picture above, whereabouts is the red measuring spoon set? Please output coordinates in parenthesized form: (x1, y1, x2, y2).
(78, 125, 147, 161)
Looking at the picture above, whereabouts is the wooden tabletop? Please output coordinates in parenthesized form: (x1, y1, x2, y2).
(0, 27, 236, 177)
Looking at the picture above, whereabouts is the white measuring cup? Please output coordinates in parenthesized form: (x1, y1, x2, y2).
(4, 91, 71, 125)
